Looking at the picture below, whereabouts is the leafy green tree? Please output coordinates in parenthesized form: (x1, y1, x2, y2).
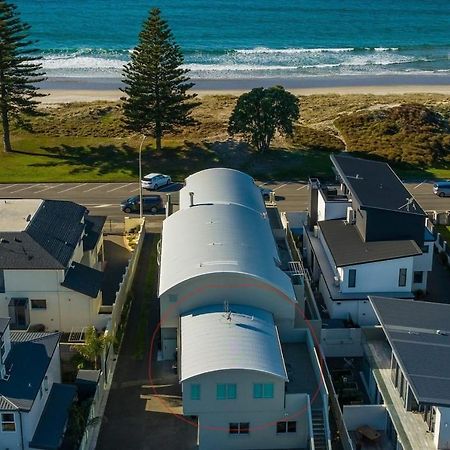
(228, 86, 300, 152)
(121, 8, 200, 152)
(72, 326, 112, 370)
(0, 0, 45, 152)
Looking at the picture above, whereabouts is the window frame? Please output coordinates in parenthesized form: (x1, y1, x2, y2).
(1, 413, 16, 432)
(190, 384, 201, 400)
(413, 271, 423, 284)
(348, 269, 356, 288)
(276, 421, 297, 434)
(31, 299, 47, 310)
(229, 422, 249, 435)
(253, 383, 274, 399)
(398, 268, 407, 287)
(217, 383, 237, 400)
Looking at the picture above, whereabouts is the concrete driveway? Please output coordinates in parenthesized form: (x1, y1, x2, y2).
(96, 234, 198, 450)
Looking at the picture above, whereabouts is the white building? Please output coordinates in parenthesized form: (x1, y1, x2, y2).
(0, 317, 76, 450)
(303, 155, 433, 325)
(158, 168, 330, 450)
(0, 199, 108, 332)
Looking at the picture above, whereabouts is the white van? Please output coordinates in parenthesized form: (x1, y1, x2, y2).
(433, 181, 450, 197)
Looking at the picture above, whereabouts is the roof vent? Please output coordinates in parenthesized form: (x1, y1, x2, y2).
(14, 237, 22, 243)
(436, 330, 448, 336)
(0, 238, 9, 244)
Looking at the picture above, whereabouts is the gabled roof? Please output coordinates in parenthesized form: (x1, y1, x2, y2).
(370, 296, 450, 407)
(179, 168, 266, 214)
(83, 216, 106, 252)
(0, 199, 87, 269)
(159, 203, 295, 300)
(0, 333, 60, 411)
(61, 262, 103, 298)
(331, 154, 425, 216)
(319, 219, 421, 266)
(180, 305, 288, 382)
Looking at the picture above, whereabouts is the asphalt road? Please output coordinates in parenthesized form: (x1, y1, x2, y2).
(0, 180, 449, 221)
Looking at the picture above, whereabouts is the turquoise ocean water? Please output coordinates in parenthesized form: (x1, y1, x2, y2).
(14, 0, 450, 80)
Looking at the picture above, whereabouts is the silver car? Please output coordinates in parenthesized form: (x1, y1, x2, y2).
(141, 173, 171, 190)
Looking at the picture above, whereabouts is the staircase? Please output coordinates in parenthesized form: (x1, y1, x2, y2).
(312, 409, 328, 450)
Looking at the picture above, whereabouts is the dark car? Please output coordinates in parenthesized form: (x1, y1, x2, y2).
(120, 195, 163, 214)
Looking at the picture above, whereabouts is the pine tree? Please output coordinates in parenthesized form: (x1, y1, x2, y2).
(121, 8, 200, 152)
(0, 1, 45, 153)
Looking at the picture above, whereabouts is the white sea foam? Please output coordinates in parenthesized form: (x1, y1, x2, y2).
(185, 63, 298, 71)
(41, 55, 126, 71)
(234, 47, 355, 54)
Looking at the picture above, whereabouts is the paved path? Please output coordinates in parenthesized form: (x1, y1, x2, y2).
(96, 234, 197, 450)
(0, 180, 449, 218)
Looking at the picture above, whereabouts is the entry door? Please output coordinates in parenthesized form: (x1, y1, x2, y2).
(162, 338, 177, 361)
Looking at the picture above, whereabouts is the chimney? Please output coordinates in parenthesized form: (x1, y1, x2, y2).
(189, 192, 194, 207)
(308, 178, 320, 231)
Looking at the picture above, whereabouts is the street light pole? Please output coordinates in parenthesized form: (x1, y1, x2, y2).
(138, 135, 146, 219)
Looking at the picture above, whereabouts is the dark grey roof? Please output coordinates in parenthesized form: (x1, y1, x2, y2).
(0, 333, 60, 410)
(370, 296, 450, 407)
(10, 331, 57, 343)
(29, 383, 76, 450)
(75, 369, 101, 384)
(319, 220, 421, 266)
(0, 200, 87, 269)
(83, 216, 106, 252)
(331, 154, 426, 216)
(61, 262, 103, 298)
(0, 318, 10, 336)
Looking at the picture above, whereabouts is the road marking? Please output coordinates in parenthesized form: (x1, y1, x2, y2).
(91, 204, 114, 208)
(0, 184, 16, 191)
(57, 183, 87, 193)
(414, 180, 427, 189)
(273, 183, 287, 191)
(84, 184, 109, 193)
(34, 184, 64, 194)
(296, 184, 308, 190)
(9, 184, 40, 194)
(106, 183, 134, 193)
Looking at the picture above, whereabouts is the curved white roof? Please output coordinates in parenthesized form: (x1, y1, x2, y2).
(180, 305, 288, 382)
(179, 168, 265, 213)
(158, 202, 295, 300)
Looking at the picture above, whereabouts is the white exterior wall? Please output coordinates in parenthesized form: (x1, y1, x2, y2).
(338, 256, 414, 294)
(434, 407, 450, 450)
(0, 410, 22, 450)
(318, 229, 338, 277)
(412, 242, 433, 291)
(160, 273, 296, 330)
(317, 191, 351, 222)
(1, 269, 104, 332)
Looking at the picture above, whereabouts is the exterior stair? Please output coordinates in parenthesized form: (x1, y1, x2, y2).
(312, 409, 328, 450)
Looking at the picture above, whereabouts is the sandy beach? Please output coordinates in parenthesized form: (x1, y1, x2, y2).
(39, 74, 450, 104)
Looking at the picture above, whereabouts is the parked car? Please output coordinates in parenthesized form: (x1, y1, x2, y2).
(433, 181, 450, 197)
(121, 195, 163, 214)
(141, 173, 171, 190)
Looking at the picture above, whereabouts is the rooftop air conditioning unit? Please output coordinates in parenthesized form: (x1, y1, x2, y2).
(346, 208, 356, 225)
(313, 225, 319, 238)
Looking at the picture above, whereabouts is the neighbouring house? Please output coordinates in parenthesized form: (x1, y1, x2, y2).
(303, 155, 434, 325)
(0, 199, 107, 332)
(354, 296, 450, 450)
(0, 317, 76, 450)
(158, 168, 330, 450)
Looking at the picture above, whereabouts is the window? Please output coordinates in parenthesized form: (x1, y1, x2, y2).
(413, 271, 423, 284)
(217, 383, 237, 400)
(1, 413, 15, 432)
(0, 269, 4, 293)
(229, 422, 249, 434)
(398, 268, 407, 287)
(190, 384, 201, 400)
(31, 299, 47, 309)
(253, 383, 274, 399)
(348, 269, 356, 288)
(276, 421, 297, 434)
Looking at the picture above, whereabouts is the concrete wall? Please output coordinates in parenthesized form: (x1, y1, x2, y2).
(343, 404, 387, 431)
(196, 393, 310, 450)
(321, 327, 363, 357)
(435, 407, 450, 450)
(338, 256, 414, 294)
(317, 191, 350, 222)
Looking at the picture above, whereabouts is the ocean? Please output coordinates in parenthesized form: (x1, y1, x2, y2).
(14, 0, 450, 82)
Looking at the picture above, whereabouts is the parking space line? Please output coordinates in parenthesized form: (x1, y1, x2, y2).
(273, 183, 287, 191)
(84, 184, 109, 193)
(296, 184, 308, 190)
(106, 183, 134, 193)
(34, 184, 64, 194)
(0, 184, 17, 191)
(9, 184, 40, 194)
(57, 183, 87, 193)
(414, 180, 427, 189)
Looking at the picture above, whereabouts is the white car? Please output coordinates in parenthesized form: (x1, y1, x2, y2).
(141, 173, 171, 190)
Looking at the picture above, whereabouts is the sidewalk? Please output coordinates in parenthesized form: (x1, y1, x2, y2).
(96, 233, 197, 450)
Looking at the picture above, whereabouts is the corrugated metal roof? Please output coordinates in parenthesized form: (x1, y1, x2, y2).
(179, 168, 266, 213)
(370, 296, 450, 407)
(159, 203, 295, 300)
(180, 305, 288, 382)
